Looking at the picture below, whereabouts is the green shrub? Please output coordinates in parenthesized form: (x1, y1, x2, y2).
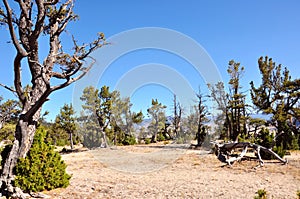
(144, 138, 151, 144)
(254, 128, 286, 160)
(157, 133, 165, 142)
(14, 127, 71, 192)
(290, 135, 299, 150)
(122, 134, 136, 145)
(255, 128, 273, 148)
(297, 190, 300, 199)
(55, 138, 69, 147)
(0, 123, 16, 141)
(254, 189, 267, 199)
(272, 144, 286, 158)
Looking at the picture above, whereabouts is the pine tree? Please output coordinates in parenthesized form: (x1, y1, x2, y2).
(250, 56, 300, 149)
(147, 99, 167, 143)
(13, 126, 71, 192)
(227, 60, 248, 141)
(208, 82, 229, 139)
(80, 86, 114, 148)
(208, 60, 248, 141)
(55, 104, 77, 149)
(110, 92, 143, 145)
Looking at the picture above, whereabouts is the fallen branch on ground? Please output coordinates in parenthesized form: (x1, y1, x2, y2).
(211, 141, 288, 167)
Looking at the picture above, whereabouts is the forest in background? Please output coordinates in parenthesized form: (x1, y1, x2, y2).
(2, 56, 299, 155)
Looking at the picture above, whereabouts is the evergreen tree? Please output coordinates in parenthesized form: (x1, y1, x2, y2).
(227, 60, 248, 141)
(54, 104, 77, 149)
(0, 98, 20, 129)
(250, 56, 300, 149)
(13, 126, 71, 192)
(208, 60, 248, 141)
(110, 92, 143, 145)
(207, 82, 229, 139)
(80, 86, 113, 148)
(0, 123, 15, 141)
(147, 99, 167, 143)
(77, 111, 100, 149)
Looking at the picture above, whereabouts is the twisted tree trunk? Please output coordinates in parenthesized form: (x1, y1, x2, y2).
(0, 0, 105, 196)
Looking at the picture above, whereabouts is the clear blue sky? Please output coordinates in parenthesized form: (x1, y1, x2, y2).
(1, 0, 300, 121)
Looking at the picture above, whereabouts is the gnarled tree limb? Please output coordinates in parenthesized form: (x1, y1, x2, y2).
(212, 141, 288, 167)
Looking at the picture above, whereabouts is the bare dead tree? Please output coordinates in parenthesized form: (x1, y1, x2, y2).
(173, 94, 182, 138)
(195, 89, 209, 147)
(0, 0, 106, 196)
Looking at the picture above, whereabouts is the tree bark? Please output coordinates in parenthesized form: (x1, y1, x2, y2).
(69, 132, 74, 150)
(1, 50, 47, 196)
(1, 0, 105, 196)
(101, 130, 108, 148)
(0, 94, 44, 195)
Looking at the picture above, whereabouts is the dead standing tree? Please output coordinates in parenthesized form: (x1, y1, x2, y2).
(0, 0, 105, 195)
(189, 89, 209, 149)
(173, 94, 182, 139)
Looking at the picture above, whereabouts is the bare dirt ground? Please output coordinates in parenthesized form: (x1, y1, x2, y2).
(45, 143, 300, 199)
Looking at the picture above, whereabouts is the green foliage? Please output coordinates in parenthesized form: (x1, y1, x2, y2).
(250, 56, 300, 150)
(55, 138, 70, 147)
(122, 134, 136, 145)
(79, 86, 114, 148)
(208, 80, 243, 141)
(254, 189, 267, 199)
(272, 144, 286, 159)
(297, 190, 300, 199)
(238, 133, 254, 143)
(46, 104, 78, 148)
(227, 60, 248, 141)
(144, 138, 151, 144)
(175, 133, 194, 144)
(48, 119, 69, 146)
(0, 122, 15, 141)
(291, 135, 300, 150)
(255, 128, 274, 149)
(157, 132, 165, 142)
(14, 127, 71, 192)
(254, 128, 285, 159)
(147, 99, 167, 142)
(52, 103, 77, 149)
(110, 92, 144, 145)
(0, 98, 20, 124)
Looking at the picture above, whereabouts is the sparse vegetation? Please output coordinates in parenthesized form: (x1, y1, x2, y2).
(122, 134, 137, 145)
(254, 189, 267, 199)
(0, 0, 299, 197)
(13, 127, 71, 192)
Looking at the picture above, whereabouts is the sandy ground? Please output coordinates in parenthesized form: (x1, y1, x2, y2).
(45, 143, 300, 199)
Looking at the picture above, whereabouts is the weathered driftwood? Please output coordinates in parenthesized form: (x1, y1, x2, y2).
(211, 141, 288, 167)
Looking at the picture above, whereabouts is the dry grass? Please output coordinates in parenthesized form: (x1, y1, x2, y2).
(44, 144, 300, 199)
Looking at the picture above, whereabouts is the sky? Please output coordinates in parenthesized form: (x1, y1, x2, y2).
(1, 0, 300, 121)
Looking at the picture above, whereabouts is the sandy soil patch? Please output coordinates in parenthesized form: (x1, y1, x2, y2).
(45, 144, 300, 199)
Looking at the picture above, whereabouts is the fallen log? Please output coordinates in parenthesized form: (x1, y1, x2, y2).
(211, 141, 288, 167)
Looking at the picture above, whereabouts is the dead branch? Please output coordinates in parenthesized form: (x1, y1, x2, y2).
(0, 83, 16, 94)
(211, 141, 288, 167)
